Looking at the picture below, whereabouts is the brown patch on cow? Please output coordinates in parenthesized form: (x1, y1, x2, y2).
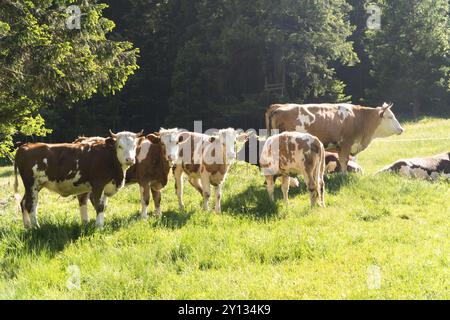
(16, 140, 124, 195)
(126, 137, 170, 190)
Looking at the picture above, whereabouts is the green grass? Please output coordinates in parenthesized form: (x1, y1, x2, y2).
(0, 118, 449, 299)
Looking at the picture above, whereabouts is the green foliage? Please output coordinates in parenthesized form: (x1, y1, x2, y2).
(167, 0, 358, 128)
(0, 0, 139, 157)
(0, 119, 448, 299)
(366, 0, 450, 115)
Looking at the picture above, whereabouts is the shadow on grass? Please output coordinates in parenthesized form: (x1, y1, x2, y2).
(157, 210, 194, 229)
(0, 169, 13, 178)
(324, 173, 357, 194)
(222, 184, 282, 219)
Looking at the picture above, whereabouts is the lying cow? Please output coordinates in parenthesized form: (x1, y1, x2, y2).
(126, 129, 184, 219)
(173, 129, 248, 213)
(14, 130, 142, 229)
(260, 132, 325, 207)
(325, 152, 362, 174)
(265, 102, 404, 173)
(377, 152, 450, 180)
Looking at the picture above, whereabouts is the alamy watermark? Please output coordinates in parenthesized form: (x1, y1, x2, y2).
(367, 265, 382, 290)
(65, 5, 83, 30)
(66, 264, 81, 290)
(366, 4, 382, 30)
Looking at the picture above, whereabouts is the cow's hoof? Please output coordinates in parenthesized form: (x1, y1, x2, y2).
(153, 211, 162, 218)
(95, 222, 105, 230)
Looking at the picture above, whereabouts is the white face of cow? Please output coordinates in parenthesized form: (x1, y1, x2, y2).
(375, 103, 404, 138)
(159, 128, 182, 163)
(111, 131, 141, 167)
(217, 128, 249, 162)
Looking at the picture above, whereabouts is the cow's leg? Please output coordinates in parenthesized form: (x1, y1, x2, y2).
(304, 168, 320, 207)
(265, 175, 275, 202)
(338, 145, 351, 174)
(188, 177, 203, 195)
(319, 152, 326, 207)
(90, 191, 108, 229)
(281, 175, 290, 203)
(77, 193, 90, 224)
(151, 188, 162, 217)
(140, 183, 150, 220)
(29, 185, 40, 228)
(200, 175, 211, 211)
(174, 165, 184, 210)
(214, 184, 222, 213)
(20, 187, 33, 229)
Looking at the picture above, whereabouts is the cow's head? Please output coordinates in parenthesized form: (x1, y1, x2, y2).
(158, 128, 184, 163)
(214, 128, 249, 163)
(109, 130, 143, 167)
(375, 103, 404, 138)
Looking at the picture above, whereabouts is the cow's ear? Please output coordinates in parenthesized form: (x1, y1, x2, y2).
(105, 137, 115, 146)
(147, 134, 161, 144)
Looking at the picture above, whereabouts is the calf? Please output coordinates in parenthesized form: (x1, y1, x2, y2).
(126, 129, 184, 219)
(173, 129, 248, 213)
(266, 102, 404, 173)
(377, 152, 450, 180)
(237, 136, 300, 187)
(260, 132, 325, 207)
(14, 131, 142, 229)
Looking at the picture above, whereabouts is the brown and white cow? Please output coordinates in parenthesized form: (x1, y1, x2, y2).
(238, 137, 362, 175)
(14, 131, 142, 229)
(260, 132, 325, 207)
(126, 129, 184, 219)
(377, 152, 450, 180)
(265, 102, 404, 173)
(173, 128, 249, 213)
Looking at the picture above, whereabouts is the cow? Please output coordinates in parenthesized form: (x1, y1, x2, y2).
(377, 152, 450, 180)
(125, 129, 184, 219)
(260, 132, 325, 207)
(325, 152, 363, 174)
(237, 135, 300, 187)
(238, 137, 361, 177)
(173, 128, 249, 213)
(14, 130, 142, 229)
(265, 102, 404, 173)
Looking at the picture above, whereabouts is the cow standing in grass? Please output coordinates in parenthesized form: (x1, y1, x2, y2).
(266, 103, 404, 173)
(260, 132, 325, 207)
(14, 131, 142, 229)
(173, 129, 249, 213)
(126, 129, 184, 219)
(238, 137, 362, 175)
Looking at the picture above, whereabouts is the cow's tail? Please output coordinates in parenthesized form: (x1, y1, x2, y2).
(13, 158, 21, 203)
(318, 141, 326, 207)
(265, 104, 280, 137)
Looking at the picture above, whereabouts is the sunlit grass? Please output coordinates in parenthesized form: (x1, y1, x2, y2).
(0, 118, 449, 299)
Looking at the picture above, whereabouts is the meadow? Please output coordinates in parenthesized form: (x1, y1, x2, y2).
(0, 118, 448, 300)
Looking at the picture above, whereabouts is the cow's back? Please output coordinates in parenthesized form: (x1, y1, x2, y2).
(268, 103, 364, 147)
(260, 132, 324, 176)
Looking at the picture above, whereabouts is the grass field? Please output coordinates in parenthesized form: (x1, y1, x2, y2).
(0, 118, 449, 300)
